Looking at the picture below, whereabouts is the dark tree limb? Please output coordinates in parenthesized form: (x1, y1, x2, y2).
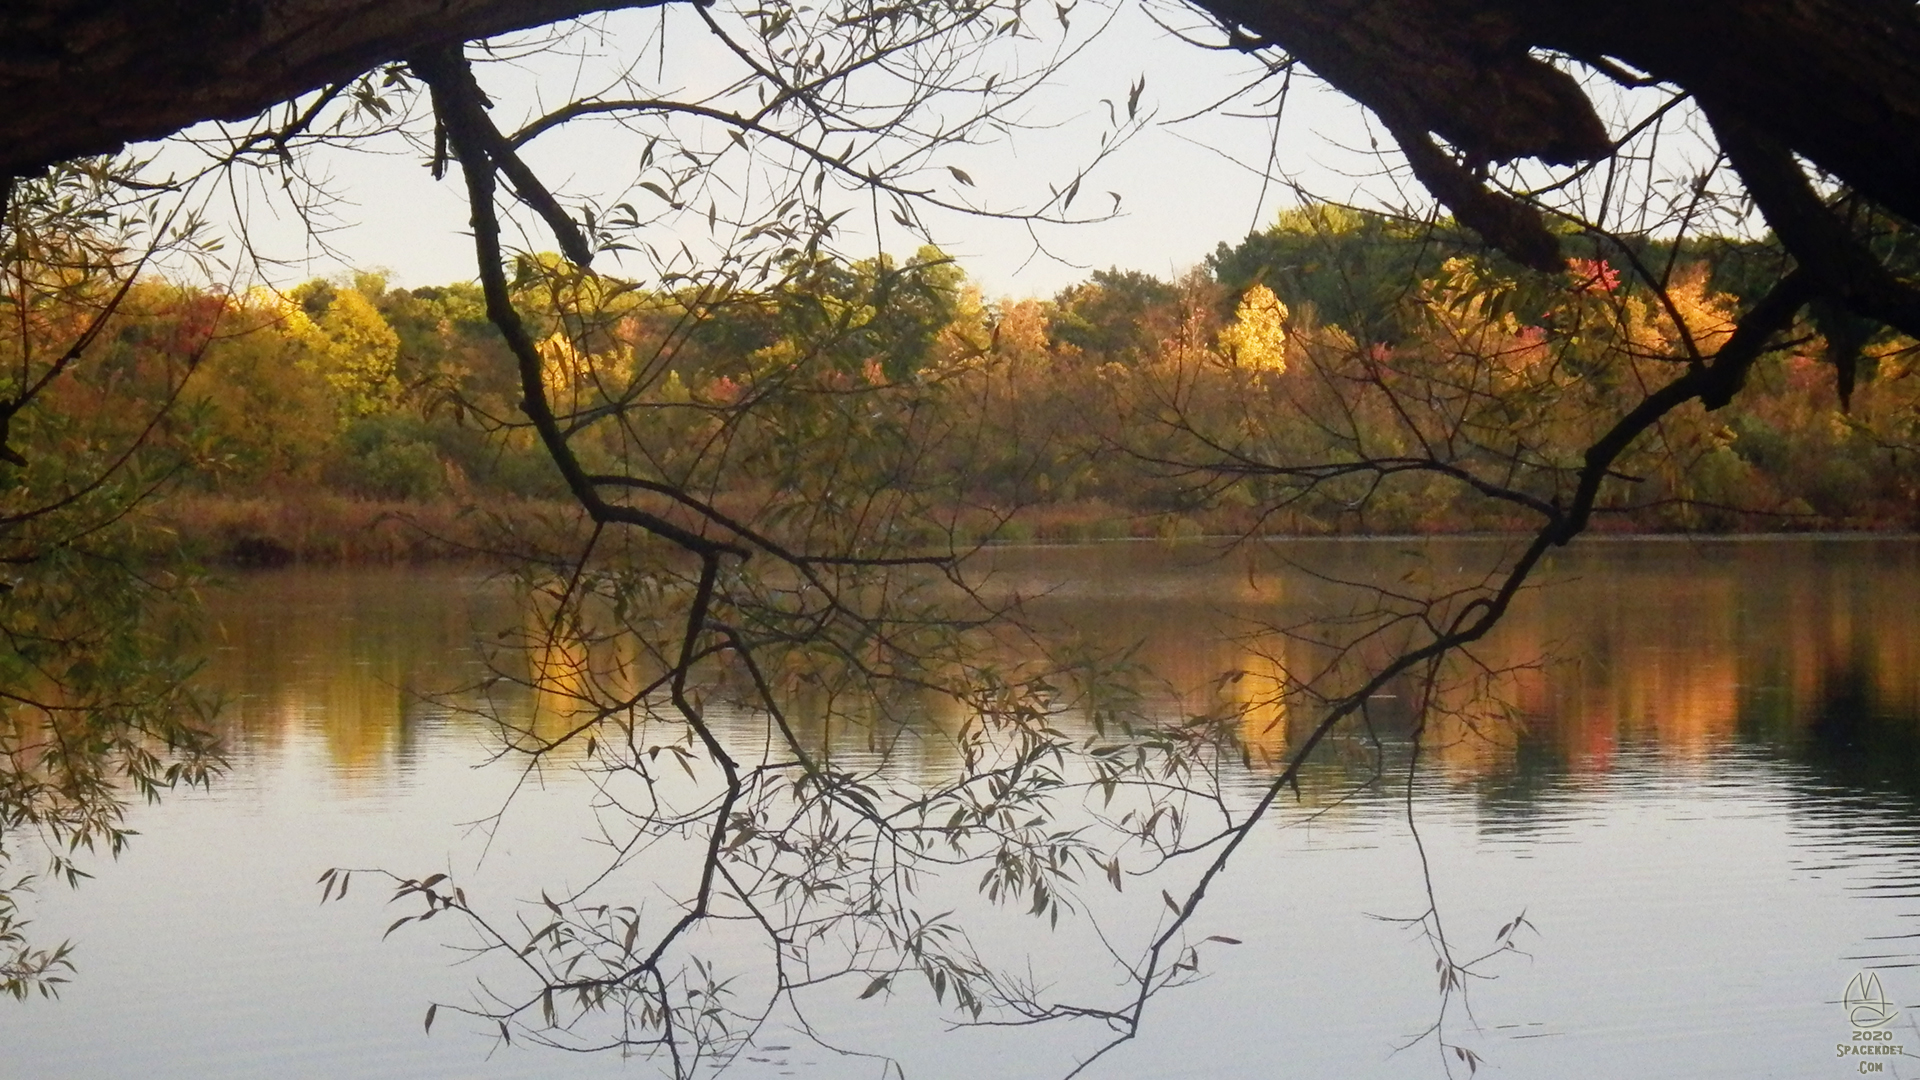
(1385, 121, 1563, 273)
(4, 0, 1918, 208)
(1710, 109, 1920, 343)
(1195, 0, 1920, 278)
(0, 0, 670, 179)
(412, 44, 738, 559)
(407, 45, 594, 269)
(1196, 0, 1920, 226)
(1199, 0, 1610, 169)
(11, 0, 1920, 313)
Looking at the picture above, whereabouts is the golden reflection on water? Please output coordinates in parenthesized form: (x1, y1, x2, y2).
(975, 538, 1920, 784)
(1467, 540, 1920, 774)
(1229, 649, 1290, 767)
(198, 569, 525, 777)
(511, 598, 659, 749)
(195, 540, 1920, 787)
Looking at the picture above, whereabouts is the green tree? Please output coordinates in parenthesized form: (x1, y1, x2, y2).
(1050, 268, 1181, 364)
(1208, 205, 1463, 342)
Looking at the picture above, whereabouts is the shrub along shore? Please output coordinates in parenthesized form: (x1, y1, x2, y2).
(145, 491, 1904, 569)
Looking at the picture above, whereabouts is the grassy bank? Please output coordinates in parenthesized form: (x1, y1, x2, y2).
(134, 490, 1905, 569)
(141, 493, 591, 566)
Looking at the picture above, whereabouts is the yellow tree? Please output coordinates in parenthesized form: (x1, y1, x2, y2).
(301, 287, 403, 420)
(1217, 283, 1289, 374)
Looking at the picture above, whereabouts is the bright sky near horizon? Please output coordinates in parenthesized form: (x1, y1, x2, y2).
(173, 1, 1389, 300)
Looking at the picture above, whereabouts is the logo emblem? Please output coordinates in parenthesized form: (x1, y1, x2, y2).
(1846, 972, 1900, 1030)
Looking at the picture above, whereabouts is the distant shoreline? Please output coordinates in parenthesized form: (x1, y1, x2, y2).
(141, 492, 1920, 567)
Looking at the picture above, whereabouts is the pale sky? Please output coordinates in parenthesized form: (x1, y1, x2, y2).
(164, 1, 1391, 300)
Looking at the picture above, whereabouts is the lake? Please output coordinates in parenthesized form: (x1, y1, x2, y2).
(5, 538, 1920, 1080)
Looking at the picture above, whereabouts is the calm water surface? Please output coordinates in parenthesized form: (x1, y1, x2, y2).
(7, 538, 1920, 1080)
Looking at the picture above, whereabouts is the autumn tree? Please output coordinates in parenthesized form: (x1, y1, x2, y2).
(8, 0, 1920, 1076)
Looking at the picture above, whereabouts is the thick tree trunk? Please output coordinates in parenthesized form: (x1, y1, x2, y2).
(0, 0, 661, 178)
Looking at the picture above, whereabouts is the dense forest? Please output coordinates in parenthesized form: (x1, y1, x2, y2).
(32, 206, 1920, 565)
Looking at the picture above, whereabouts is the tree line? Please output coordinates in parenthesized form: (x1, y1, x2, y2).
(44, 207, 1920, 566)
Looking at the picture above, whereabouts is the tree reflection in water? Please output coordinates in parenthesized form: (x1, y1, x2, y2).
(169, 539, 1920, 1077)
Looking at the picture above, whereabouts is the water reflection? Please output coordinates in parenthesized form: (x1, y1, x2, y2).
(199, 568, 525, 779)
(19, 539, 1920, 1080)
(970, 538, 1920, 791)
(197, 541, 1920, 801)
